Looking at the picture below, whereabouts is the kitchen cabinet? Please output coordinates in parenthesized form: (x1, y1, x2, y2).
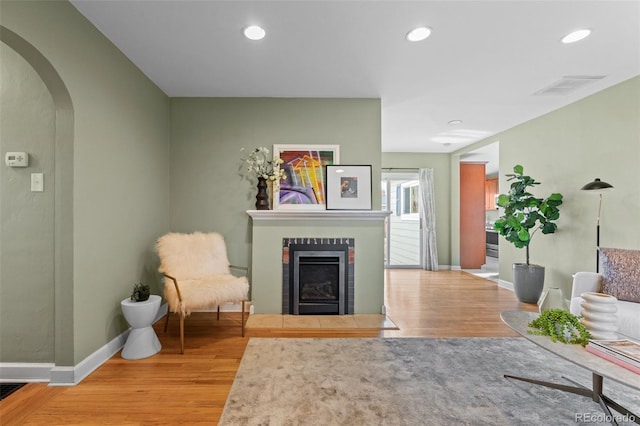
(460, 163, 486, 269)
(485, 177, 498, 210)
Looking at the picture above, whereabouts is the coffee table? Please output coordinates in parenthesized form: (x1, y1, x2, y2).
(501, 310, 639, 425)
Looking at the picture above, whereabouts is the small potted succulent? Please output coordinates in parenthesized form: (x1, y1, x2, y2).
(130, 282, 150, 302)
(528, 308, 592, 346)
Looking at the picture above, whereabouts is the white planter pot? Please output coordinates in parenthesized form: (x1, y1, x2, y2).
(579, 292, 618, 340)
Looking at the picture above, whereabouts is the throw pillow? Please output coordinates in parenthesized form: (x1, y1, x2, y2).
(599, 247, 640, 303)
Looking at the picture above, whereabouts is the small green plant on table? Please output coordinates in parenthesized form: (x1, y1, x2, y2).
(528, 309, 592, 346)
(130, 282, 150, 302)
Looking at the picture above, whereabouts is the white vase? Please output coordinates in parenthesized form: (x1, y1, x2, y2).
(538, 287, 565, 313)
(579, 292, 618, 340)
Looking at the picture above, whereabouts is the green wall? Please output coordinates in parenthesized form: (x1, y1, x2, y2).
(1, 43, 56, 362)
(1, 0, 171, 365)
(455, 76, 640, 298)
(169, 98, 382, 269)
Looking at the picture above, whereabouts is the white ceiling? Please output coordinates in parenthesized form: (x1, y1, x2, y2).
(69, 0, 640, 154)
(460, 141, 499, 175)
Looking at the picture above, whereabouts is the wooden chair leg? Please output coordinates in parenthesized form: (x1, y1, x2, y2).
(217, 306, 220, 321)
(241, 300, 246, 337)
(164, 311, 170, 333)
(179, 313, 185, 355)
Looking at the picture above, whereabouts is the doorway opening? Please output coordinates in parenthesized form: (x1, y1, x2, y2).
(459, 142, 500, 280)
(381, 172, 421, 268)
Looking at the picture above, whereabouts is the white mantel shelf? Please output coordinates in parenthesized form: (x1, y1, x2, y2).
(247, 210, 391, 221)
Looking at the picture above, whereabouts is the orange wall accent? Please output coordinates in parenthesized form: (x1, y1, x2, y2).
(460, 163, 486, 269)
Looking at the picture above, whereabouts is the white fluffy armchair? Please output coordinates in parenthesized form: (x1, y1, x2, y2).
(157, 232, 249, 354)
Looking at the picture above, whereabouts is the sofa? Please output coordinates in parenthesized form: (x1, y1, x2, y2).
(569, 248, 640, 342)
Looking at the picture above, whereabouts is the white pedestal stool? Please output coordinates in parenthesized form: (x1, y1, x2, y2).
(121, 295, 162, 360)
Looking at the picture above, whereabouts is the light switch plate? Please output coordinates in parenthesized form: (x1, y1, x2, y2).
(31, 173, 44, 192)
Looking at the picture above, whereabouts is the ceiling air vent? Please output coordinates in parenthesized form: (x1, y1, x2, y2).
(533, 75, 606, 96)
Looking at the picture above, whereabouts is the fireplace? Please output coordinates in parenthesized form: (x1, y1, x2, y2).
(283, 238, 355, 315)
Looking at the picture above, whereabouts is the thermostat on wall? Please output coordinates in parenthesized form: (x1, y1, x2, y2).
(5, 152, 29, 167)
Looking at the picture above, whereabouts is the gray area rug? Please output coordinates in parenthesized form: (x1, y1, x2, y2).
(220, 337, 640, 425)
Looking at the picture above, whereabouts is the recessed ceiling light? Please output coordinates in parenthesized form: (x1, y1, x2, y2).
(243, 25, 266, 41)
(448, 119, 463, 126)
(406, 27, 431, 42)
(562, 29, 591, 44)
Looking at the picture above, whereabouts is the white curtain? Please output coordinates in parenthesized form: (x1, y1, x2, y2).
(419, 168, 439, 271)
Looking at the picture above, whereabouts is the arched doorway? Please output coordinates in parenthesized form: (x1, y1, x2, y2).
(1, 26, 74, 369)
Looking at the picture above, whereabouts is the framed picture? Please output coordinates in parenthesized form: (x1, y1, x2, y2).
(325, 165, 372, 210)
(273, 144, 340, 210)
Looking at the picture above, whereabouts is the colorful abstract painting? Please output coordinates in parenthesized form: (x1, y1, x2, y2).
(272, 145, 340, 209)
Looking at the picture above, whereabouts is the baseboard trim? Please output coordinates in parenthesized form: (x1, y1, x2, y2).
(197, 303, 246, 313)
(0, 363, 55, 383)
(498, 279, 514, 291)
(49, 332, 130, 386)
(1, 299, 329, 385)
(383, 265, 455, 270)
(1, 303, 169, 386)
(434, 265, 454, 270)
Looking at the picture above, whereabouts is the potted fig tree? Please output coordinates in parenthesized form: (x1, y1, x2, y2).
(494, 165, 563, 303)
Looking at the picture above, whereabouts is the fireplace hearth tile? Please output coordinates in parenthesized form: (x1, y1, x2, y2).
(318, 316, 358, 328)
(354, 314, 399, 330)
(283, 315, 322, 328)
(245, 314, 398, 330)
(244, 315, 284, 329)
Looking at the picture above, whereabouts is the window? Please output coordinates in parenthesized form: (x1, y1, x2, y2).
(383, 173, 421, 268)
(401, 181, 419, 220)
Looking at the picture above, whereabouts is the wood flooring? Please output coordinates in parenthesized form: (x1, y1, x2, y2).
(0, 270, 537, 425)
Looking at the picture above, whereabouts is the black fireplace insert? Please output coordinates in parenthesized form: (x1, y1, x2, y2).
(283, 239, 353, 315)
(293, 250, 346, 314)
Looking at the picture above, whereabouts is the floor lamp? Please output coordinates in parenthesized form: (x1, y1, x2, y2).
(580, 178, 614, 272)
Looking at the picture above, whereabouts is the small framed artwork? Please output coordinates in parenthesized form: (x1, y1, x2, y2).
(325, 165, 372, 210)
(273, 144, 340, 210)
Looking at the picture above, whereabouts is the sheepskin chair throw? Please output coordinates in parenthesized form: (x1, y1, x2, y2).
(157, 232, 249, 315)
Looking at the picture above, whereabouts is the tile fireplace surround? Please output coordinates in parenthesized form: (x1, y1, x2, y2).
(247, 210, 390, 314)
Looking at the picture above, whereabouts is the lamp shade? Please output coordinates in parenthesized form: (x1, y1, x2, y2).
(581, 178, 614, 192)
